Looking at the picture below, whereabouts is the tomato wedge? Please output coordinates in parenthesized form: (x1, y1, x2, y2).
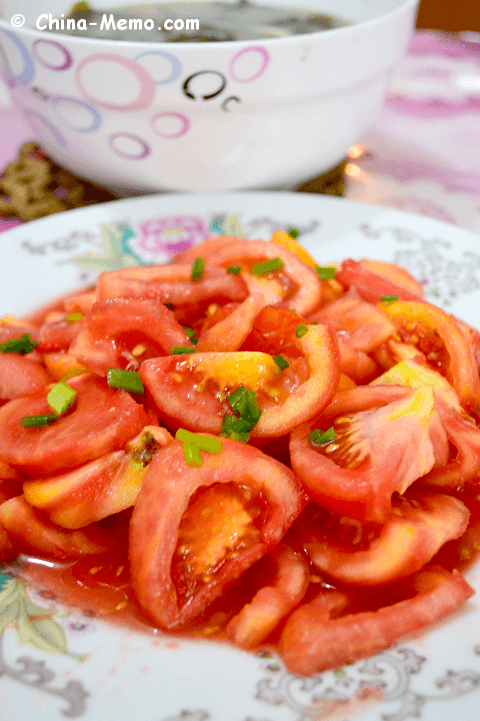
(302, 491, 469, 586)
(97, 263, 248, 308)
(373, 360, 480, 489)
(226, 543, 309, 648)
(0, 374, 150, 476)
(140, 324, 339, 438)
(290, 385, 448, 523)
(336, 259, 424, 303)
(280, 565, 474, 675)
(381, 300, 480, 412)
(195, 294, 267, 352)
(185, 239, 322, 316)
(0, 496, 111, 560)
(129, 437, 307, 629)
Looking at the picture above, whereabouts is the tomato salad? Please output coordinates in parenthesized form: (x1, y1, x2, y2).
(0, 230, 479, 675)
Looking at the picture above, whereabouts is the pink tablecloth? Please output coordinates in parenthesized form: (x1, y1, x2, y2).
(1, 30, 480, 235)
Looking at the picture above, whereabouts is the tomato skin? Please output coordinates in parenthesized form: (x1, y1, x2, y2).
(0, 374, 150, 476)
(279, 565, 474, 675)
(290, 385, 447, 523)
(0, 354, 51, 401)
(36, 319, 79, 352)
(226, 543, 309, 648)
(303, 491, 469, 586)
(129, 438, 308, 629)
(70, 297, 192, 375)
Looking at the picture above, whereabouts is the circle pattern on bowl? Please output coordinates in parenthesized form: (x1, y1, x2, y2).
(33, 39, 73, 71)
(76, 54, 156, 111)
(0, 32, 270, 161)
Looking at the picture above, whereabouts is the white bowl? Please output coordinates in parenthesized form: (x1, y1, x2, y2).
(0, 0, 419, 193)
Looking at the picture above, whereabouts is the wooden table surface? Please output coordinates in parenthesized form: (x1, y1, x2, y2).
(417, 0, 480, 32)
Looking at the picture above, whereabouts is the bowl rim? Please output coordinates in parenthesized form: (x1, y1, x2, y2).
(0, 0, 419, 50)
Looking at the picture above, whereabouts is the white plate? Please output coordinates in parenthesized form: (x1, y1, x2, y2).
(1, 191, 480, 721)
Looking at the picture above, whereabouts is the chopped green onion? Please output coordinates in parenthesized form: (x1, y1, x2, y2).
(47, 380, 77, 416)
(107, 368, 145, 395)
(176, 428, 223, 466)
(164, 302, 174, 311)
(20, 414, 57, 428)
(226, 264, 241, 275)
(0, 333, 38, 355)
(183, 327, 197, 345)
(227, 386, 262, 426)
(288, 228, 299, 239)
(273, 354, 289, 371)
(295, 323, 308, 338)
(306, 427, 337, 445)
(65, 313, 83, 322)
(252, 257, 284, 276)
(182, 440, 203, 467)
(221, 414, 251, 443)
(381, 295, 398, 305)
(176, 429, 223, 454)
(315, 266, 337, 280)
(171, 346, 195, 355)
(191, 257, 205, 281)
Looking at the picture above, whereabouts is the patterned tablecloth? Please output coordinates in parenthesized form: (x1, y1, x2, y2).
(1, 30, 480, 236)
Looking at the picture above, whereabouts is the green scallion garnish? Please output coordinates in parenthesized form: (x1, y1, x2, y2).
(288, 228, 299, 239)
(175, 428, 223, 466)
(252, 257, 284, 276)
(183, 327, 197, 345)
(47, 380, 77, 416)
(107, 368, 145, 395)
(164, 303, 174, 311)
(65, 313, 83, 322)
(273, 354, 289, 371)
(0, 333, 38, 355)
(381, 295, 397, 304)
(20, 414, 57, 428)
(191, 257, 205, 281)
(171, 346, 195, 355)
(306, 427, 337, 445)
(226, 264, 241, 275)
(295, 323, 308, 338)
(221, 414, 251, 443)
(315, 266, 337, 280)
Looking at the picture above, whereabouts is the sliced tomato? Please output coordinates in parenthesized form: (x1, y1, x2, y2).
(308, 289, 395, 354)
(358, 260, 425, 296)
(70, 297, 192, 375)
(96, 264, 248, 308)
(302, 491, 469, 586)
(226, 543, 309, 648)
(129, 437, 307, 629)
(373, 360, 480, 489)
(0, 354, 51, 401)
(336, 259, 424, 303)
(36, 317, 80, 352)
(381, 300, 480, 412)
(0, 496, 112, 560)
(189, 239, 322, 316)
(242, 307, 310, 356)
(23, 426, 172, 528)
(279, 565, 474, 674)
(290, 385, 448, 523)
(336, 340, 379, 384)
(0, 374, 150, 476)
(141, 324, 340, 438)
(195, 294, 267, 352)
